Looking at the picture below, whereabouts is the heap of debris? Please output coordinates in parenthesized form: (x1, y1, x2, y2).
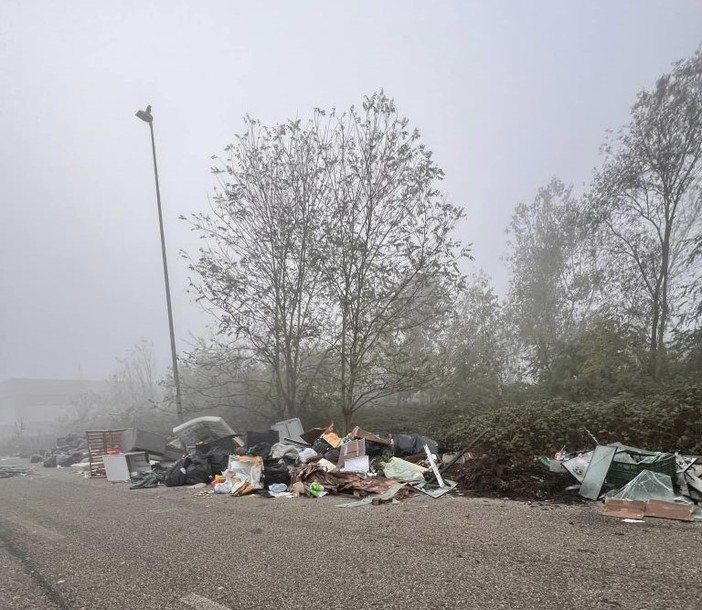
(28, 433, 89, 469)
(11, 417, 701, 521)
(450, 454, 584, 502)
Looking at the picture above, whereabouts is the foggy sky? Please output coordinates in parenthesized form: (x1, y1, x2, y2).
(1, 1, 701, 381)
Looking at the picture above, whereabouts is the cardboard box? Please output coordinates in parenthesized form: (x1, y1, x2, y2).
(338, 439, 365, 469)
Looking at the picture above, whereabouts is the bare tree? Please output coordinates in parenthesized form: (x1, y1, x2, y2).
(187, 116, 333, 419)
(318, 93, 469, 430)
(187, 93, 469, 430)
(593, 49, 702, 377)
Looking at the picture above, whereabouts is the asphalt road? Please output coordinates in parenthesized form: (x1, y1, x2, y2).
(1, 460, 700, 610)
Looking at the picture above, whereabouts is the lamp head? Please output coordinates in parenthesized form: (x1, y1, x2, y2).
(136, 105, 153, 123)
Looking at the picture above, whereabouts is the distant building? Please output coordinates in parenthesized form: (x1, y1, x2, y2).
(0, 377, 109, 434)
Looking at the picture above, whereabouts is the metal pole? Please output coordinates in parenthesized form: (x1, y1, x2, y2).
(146, 117, 184, 423)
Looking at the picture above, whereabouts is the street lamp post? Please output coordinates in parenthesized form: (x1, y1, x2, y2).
(135, 105, 184, 422)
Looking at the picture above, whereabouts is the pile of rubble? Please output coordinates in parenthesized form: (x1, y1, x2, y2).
(0, 464, 32, 479)
(548, 442, 702, 522)
(157, 418, 456, 504)
(29, 433, 89, 469)
(12, 418, 702, 521)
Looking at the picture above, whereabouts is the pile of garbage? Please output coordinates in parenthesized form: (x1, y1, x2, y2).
(29, 433, 89, 469)
(14, 417, 701, 522)
(0, 464, 32, 479)
(159, 419, 456, 504)
(541, 441, 702, 522)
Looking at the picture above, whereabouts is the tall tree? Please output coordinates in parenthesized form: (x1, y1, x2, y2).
(187, 93, 469, 429)
(593, 49, 702, 377)
(443, 273, 507, 410)
(318, 93, 469, 430)
(187, 117, 332, 419)
(506, 178, 602, 382)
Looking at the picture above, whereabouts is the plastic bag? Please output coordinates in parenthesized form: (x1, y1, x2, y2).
(309, 482, 327, 498)
(226, 455, 264, 496)
(298, 448, 318, 463)
(263, 459, 291, 485)
(214, 480, 233, 494)
(270, 443, 300, 461)
(382, 457, 428, 483)
(392, 434, 439, 457)
(206, 447, 230, 476)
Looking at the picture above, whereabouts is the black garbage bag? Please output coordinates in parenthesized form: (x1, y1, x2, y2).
(246, 430, 279, 447)
(248, 442, 272, 458)
(57, 451, 84, 467)
(392, 434, 439, 457)
(55, 452, 71, 467)
(30, 454, 44, 464)
(185, 456, 213, 485)
(365, 441, 391, 458)
(206, 446, 230, 476)
(165, 457, 191, 487)
(323, 448, 340, 463)
(263, 458, 291, 486)
(42, 455, 57, 468)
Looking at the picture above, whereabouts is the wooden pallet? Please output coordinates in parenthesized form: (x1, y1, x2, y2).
(86, 430, 125, 477)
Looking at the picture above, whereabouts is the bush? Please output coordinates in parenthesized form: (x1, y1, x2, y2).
(436, 386, 702, 456)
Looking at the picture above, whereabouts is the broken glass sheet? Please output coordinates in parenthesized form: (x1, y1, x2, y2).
(562, 452, 593, 483)
(579, 445, 617, 500)
(611, 470, 692, 504)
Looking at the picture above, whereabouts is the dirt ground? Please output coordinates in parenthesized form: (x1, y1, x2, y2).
(451, 454, 585, 502)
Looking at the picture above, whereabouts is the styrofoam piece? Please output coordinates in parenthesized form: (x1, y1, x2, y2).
(270, 418, 304, 443)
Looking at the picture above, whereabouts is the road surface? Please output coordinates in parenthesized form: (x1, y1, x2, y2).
(1, 460, 700, 610)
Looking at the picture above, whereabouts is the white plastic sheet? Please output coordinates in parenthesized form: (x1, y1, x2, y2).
(382, 457, 428, 484)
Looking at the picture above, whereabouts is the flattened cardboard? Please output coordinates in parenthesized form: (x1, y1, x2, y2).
(603, 498, 646, 519)
(300, 424, 337, 446)
(321, 431, 342, 449)
(644, 500, 695, 522)
(350, 426, 392, 446)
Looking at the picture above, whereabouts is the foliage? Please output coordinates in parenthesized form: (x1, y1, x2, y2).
(438, 273, 507, 409)
(505, 178, 603, 381)
(438, 385, 702, 456)
(544, 316, 653, 401)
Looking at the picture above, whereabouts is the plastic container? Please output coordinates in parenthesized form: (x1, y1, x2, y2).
(606, 451, 677, 488)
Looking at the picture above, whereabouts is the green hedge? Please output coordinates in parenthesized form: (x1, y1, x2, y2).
(437, 386, 702, 456)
